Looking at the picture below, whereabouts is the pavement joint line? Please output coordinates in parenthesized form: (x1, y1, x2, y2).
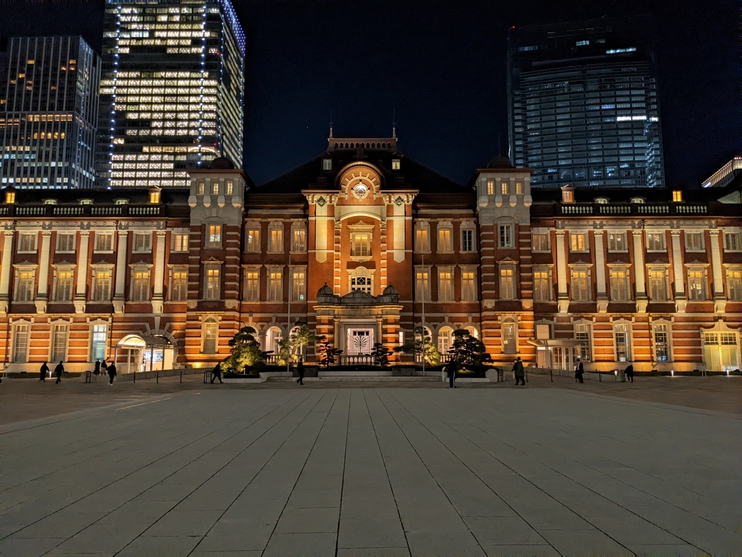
(254, 391, 340, 557)
(406, 390, 709, 554)
(334, 389, 352, 557)
(6, 391, 302, 545)
(180, 391, 332, 557)
(380, 390, 553, 555)
(115, 397, 172, 411)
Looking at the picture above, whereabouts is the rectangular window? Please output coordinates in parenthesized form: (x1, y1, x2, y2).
(728, 270, 742, 301)
(438, 268, 453, 301)
(498, 224, 514, 248)
(649, 269, 668, 301)
(244, 269, 260, 301)
(207, 224, 222, 249)
(291, 269, 306, 302)
(461, 229, 475, 252)
(486, 179, 495, 195)
(56, 233, 75, 253)
(501, 180, 510, 195)
(499, 266, 515, 300)
(53, 270, 73, 302)
(415, 269, 430, 301)
(351, 234, 371, 257)
(291, 228, 306, 252)
(211, 181, 219, 196)
(225, 180, 234, 195)
(246, 227, 260, 253)
(169, 269, 188, 301)
(267, 269, 282, 302)
(13, 324, 30, 363)
(204, 265, 220, 300)
(92, 270, 112, 301)
(50, 324, 69, 362)
(532, 232, 549, 252)
(172, 231, 189, 252)
(570, 233, 587, 252)
(571, 269, 591, 301)
(724, 232, 742, 251)
(197, 181, 205, 195)
(415, 227, 430, 252)
(91, 324, 107, 362)
(130, 269, 150, 302)
(607, 232, 627, 252)
(18, 233, 37, 253)
(133, 232, 152, 253)
(515, 182, 523, 195)
(685, 232, 704, 252)
(646, 232, 666, 251)
(654, 324, 670, 361)
(461, 269, 476, 301)
(688, 269, 708, 301)
(533, 270, 551, 301)
(575, 323, 591, 361)
(609, 269, 631, 301)
(323, 159, 333, 171)
(95, 233, 113, 252)
(615, 325, 631, 362)
(203, 320, 218, 353)
(269, 226, 283, 253)
(14, 270, 35, 302)
(437, 227, 452, 252)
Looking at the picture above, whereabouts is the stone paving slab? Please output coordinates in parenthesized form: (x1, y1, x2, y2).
(1, 382, 741, 556)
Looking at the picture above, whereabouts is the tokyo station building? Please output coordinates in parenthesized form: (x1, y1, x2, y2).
(0, 136, 741, 374)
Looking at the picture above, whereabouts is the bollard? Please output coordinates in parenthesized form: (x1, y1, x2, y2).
(156, 370, 159, 384)
(180, 370, 183, 383)
(550, 369, 553, 382)
(133, 371, 136, 383)
(599, 371, 601, 382)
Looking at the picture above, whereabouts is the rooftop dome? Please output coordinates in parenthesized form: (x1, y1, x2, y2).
(486, 155, 513, 169)
(210, 157, 235, 170)
(383, 284, 399, 296)
(317, 284, 334, 297)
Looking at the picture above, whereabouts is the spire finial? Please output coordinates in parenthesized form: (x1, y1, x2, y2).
(329, 109, 333, 139)
(392, 109, 397, 139)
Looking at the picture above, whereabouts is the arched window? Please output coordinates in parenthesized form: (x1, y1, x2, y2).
(350, 266, 373, 294)
(266, 326, 283, 355)
(202, 319, 218, 354)
(465, 326, 479, 339)
(438, 326, 453, 355)
(502, 319, 517, 354)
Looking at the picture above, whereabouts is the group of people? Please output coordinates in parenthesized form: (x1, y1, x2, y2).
(573, 359, 635, 383)
(40, 360, 117, 385)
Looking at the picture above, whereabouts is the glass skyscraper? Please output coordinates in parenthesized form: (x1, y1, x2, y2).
(0, 36, 100, 189)
(507, 18, 665, 189)
(98, 0, 245, 188)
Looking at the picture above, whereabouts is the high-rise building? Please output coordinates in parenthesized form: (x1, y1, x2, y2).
(507, 17, 665, 189)
(97, 0, 245, 189)
(0, 36, 100, 189)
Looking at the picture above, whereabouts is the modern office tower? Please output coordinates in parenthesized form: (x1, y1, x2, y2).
(0, 36, 100, 189)
(98, 0, 245, 188)
(507, 18, 665, 189)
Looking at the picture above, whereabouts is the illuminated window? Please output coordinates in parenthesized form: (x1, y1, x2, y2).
(267, 268, 283, 301)
(614, 324, 632, 362)
(169, 268, 188, 301)
(207, 224, 222, 248)
(515, 182, 523, 195)
(607, 233, 627, 252)
(225, 180, 234, 195)
(14, 269, 35, 302)
(211, 182, 219, 196)
(499, 265, 515, 300)
(246, 225, 260, 253)
(56, 233, 75, 253)
(438, 326, 453, 355)
(415, 223, 430, 252)
(392, 158, 401, 170)
(571, 269, 591, 301)
(268, 223, 284, 253)
(172, 231, 189, 252)
(687, 268, 708, 301)
(53, 270, 73, 302)
(130, 268, 151, 302)
(724, 232, 741, 251)
(649, 269, 669, 301)
(18, 233, 37, 253)
(95, 233, 113, 252)
(197, 182, 205, 195)
(437, 223, 452, 252)
(570, 233, 587, 252)
(244, 268, 260, 301)
(672, 190, 683, 202)
(461, 268, 477, 301)
(501, 180, 510, 195)
(532, 232, 549, 252)
(533, 269, 551, 301)
(351, 233, 371, 258)
(13, 323, 30, 363)
(654, 324, 670, 361)
(291, 268, 306, 302)
(575, 323, 591, 361)
(50, 324, 69, 362)
(133, 233, 152, 253)
(203, 319, 218, 353)
(646, 232, 666, 251)
(415, 268, 430, 301)
(609, 269, 631, 301)
(90, 324, 107, 362)
(438, 267, 453, 301)
(291, 225, 306, 252)
(149, 189, 161, 204)
(204, 265, 220, 300)
(486, 179, 495, 195)
(728, 269, 742, 301)
(498, 224, 514, 248)
(502, 319, 517, 354)
(91, 269, 112, 301)
(322, 159, 332, 171)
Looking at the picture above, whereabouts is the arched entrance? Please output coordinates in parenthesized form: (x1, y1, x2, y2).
(115, 334, 174, 373)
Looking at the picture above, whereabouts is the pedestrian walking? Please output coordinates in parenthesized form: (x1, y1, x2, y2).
(296, 358, 305, 385)
(625, 363, 634, 383)
(39, 361, 49, 382)
(211, 362, 223, 384)
(106, 361, 117, 385)
(93, 360, 101, 376)
(574, 358, 584, 384)
(54, 361, 64, 384)
(513, 357, 526, 385)
(447, 360, 457, 388)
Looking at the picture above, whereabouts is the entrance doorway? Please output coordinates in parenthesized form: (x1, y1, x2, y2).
(346, 328, 374, 355)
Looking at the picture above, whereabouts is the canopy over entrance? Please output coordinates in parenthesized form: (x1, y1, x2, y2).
(115, 334, 174, 373)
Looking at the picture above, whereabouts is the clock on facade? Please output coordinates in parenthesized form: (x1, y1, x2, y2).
(339, 165, 380, 200)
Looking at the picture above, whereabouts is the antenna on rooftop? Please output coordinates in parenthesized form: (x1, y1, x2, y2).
(329, 109, 333, 138)
(392, 109, 397, 139)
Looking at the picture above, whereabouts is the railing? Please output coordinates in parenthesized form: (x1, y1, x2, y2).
(0, 203, 174, 218)
(559, 203, 708, 216)
(336, 354, 374, 366)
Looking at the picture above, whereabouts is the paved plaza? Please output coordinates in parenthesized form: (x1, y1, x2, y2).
(1, 377, 741, 556)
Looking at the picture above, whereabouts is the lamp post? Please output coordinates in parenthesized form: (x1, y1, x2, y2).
(287, 253, 291, 373)
(421, 254, 426, 376)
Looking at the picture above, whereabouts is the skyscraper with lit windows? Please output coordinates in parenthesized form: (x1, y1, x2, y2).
(0, 36, 100, 189)
(98, 0, 245, 188)
(507, 17, 665, 189)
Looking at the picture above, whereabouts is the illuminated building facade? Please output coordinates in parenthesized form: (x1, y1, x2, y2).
(98, 0, 245, 188)
(508, 18, 665, 189)
(0, 145, 740, 375)
(0, 36, 100, 189)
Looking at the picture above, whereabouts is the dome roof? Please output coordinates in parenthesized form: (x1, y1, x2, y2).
(383, 284, 399, 296)
(210, 157, 235, 170)
(486, 155, 513, 169)
(317, 284, 334, 296)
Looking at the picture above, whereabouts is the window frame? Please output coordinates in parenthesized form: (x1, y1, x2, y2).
(460, 267, 477, 302)
(14, 267, 36, 302)
(727, 267, 742, 302)
(202, 319, 219, 354)
(533, 267, 552, 302)
(291, 267, 306, 302)
(290, 223, 307, 253)
(531, 231, 550, 252)
(685, 232, 705, 252)
(56, 232, 76, 253)
(437, 266, 454, 302)
(243, 267, 261, 301)
(648, 267, 669, 302)
(437, 222, 453, 253)
(498, 224, 514, 249)
(607, 232, 628, 253)
(570, 267, 592, 301)
(687, 267, 709, 301)
(52, 267, 74, 302)
(245, 223, 261, 253)
(132, 232, 152, 254)
(171, 230, 189, 252)
(569, 232, 588, 253)
(646, 232, 667, 252)
(206, 224, 222, 249)
(267, 222, 284, 254)
(266, 267, 283, 302)
(415, 222, 430, 253)
(609, 267, 632, 302)
(91, 267, 113, 302)
(204, 264, 221, 300)
(415, 267, 431, 301)
(129, 266, 151, 302)
(168, 266, 188, 302)
(460, 225, 476, 253)
(18, 232, 37, 253)
(94, 232, 114, 253)
(50, 322, 69, 362)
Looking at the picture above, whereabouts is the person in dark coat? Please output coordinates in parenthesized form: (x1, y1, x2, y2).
(625, 363, 634, 383)
(575, 358, 584, 384)
(513, 357, 526, 385)
(39, 362, 49, 382)
(106, 361, 117, 385)
(93, 360, 101, 376)
(211, 362, 223, 384)
(296, 358, 305, 385)
(447, 360, 458, 388)
(54, 361, 64, 384)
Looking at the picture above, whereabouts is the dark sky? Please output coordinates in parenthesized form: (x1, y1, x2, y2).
(2, 0, 740, 187)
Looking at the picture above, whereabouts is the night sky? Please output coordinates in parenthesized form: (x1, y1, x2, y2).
(2, 0, 739, 188)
